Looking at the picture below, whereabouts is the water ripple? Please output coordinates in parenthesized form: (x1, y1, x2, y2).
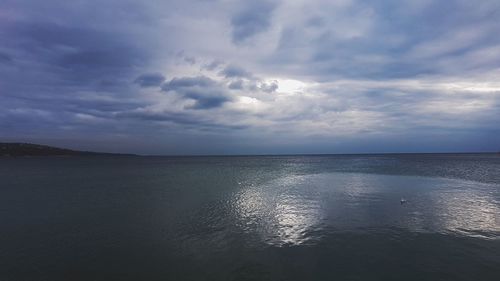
(231, 173, 500, 245)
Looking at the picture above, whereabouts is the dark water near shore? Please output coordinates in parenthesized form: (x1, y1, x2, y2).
(0, 154, 499, 280)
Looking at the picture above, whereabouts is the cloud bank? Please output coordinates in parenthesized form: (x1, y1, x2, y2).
(1, 0, 499, 154)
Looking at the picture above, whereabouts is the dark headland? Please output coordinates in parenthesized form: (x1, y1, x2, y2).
(0, 142, 134, 157)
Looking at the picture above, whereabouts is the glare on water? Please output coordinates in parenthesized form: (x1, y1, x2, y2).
(233, 172, 500, 246)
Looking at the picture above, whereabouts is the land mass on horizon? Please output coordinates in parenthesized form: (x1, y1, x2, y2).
(1, 142, 498, 157)
(0, 142, 134, 157)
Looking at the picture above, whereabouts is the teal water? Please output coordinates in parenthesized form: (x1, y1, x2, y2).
(0, 154, 499, 280)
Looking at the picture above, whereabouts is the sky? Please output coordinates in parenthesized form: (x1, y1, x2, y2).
(1, 0, 499, 155)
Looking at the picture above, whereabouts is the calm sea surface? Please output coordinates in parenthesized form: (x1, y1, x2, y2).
(0, 154, 499, 280)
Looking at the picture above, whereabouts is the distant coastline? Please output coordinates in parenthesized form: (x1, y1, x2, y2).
(0, 143, 135, 157)
(1, 142, 498, 157)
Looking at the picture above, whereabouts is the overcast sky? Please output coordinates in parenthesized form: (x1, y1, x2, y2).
(1, 0, 499, 154)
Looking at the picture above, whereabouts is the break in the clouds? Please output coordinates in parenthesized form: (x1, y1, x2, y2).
(1, 0, 499, 154)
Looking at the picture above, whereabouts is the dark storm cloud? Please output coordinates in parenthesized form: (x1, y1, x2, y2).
(220, 64, 252, 78)
(230, 0, 277, 43)
(260, 81, 278, 93)
(186, 96, 228, 110)
(162, 76, 231, 109)
(162, 76, 216, 90)
(134, 73, 166, 87)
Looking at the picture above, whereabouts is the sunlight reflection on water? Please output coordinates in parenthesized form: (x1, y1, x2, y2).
(233, 175, 324, 246)
(233, 173, 500, 246)
(431, 187, 500, 238)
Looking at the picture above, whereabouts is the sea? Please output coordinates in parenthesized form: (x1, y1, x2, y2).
(0, 154, 499, 280)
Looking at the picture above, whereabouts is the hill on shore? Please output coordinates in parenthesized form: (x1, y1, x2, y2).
(0, 143, 133, 156)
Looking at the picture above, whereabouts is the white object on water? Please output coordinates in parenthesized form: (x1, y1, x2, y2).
(400, 198, 407, 204)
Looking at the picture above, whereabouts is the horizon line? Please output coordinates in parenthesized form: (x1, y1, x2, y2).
(1, 142, 498, 157)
